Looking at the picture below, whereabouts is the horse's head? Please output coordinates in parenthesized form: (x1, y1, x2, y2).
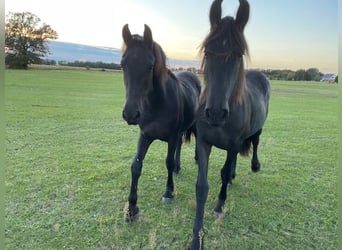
(201, 0, 249, 126)
(121, 24, 155, 125)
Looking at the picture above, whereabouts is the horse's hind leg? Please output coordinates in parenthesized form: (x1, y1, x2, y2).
(126, 133, 152, 222)
(173, 135, 182, 175)
(191, 125, 199, 163)
(162, 136, 179, 203)
(251, 129, 262, 172)
(222, 151, 237, 185)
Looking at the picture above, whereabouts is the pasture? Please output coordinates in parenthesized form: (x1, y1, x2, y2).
(5, 69, 337, 249)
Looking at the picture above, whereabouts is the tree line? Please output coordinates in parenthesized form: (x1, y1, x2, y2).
(43, 60, 121, 70)
(259, 68, 325, 81)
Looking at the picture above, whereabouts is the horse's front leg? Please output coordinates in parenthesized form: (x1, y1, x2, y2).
(214, 148, 238, 215)
(189, 139, 211, 250)
(162, 135, 179, 203)
(126, 133, 152, 222)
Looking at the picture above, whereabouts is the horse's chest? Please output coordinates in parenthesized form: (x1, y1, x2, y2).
(199, 125, 234, 150)
(139, 118, 175, 141)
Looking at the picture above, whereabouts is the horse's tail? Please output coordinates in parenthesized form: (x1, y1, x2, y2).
(239, 129, 262, 156)
(239, 139, 252, 156)
(183, 124, 197, 143)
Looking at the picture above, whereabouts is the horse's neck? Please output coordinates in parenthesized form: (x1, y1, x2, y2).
(149, 74, 180, 109)
(144, 78, 166, 110)
(154, 72, 178, 94)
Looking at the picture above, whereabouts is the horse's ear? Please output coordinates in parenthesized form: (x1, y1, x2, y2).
(122, 24, 132, 46)
(209, 0, 223, 29)
(236, 0, 250, 32)
(143, 24, 153, 49)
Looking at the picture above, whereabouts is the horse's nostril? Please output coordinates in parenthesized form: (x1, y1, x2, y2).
(205, 108, 227, 119)
(122, 108, 140, 125)
(221, 109, 228, 119)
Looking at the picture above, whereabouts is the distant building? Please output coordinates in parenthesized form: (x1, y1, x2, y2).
(320, 73, 337, 83)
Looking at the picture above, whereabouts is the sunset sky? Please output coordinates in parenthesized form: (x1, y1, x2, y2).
(6, 0, 338, 73)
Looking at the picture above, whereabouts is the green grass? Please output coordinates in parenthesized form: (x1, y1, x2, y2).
(5, 70, 337, 249)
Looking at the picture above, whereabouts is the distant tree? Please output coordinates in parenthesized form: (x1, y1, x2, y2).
(187, 67, 197, 73)
(42, 59, 56, 65)
(294, 69, 306, 81)
(305, 68, 321, 81)
(5, 12, 58, 69)
(286, 71, 296, 81)
(335, 75, 338, 83)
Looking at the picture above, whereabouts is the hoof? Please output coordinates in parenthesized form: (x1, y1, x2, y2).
(162, 196, 173, 204)
(214, 210, 222, 218)
(214, 207, 224, 218)
(173, 169, 180, 176)
(251, 162, 261, 172)
(189, 229, 205, 250)
(214, 200, 224, 216)
(125, 206, 139, 223)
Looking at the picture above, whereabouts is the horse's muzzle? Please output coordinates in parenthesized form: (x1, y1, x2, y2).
(205, 108, 228, 126)
(122, 109, 140, 125)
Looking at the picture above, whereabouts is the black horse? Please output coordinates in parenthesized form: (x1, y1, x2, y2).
(121, 24, 201, 222)
(190, 0, 270, 248)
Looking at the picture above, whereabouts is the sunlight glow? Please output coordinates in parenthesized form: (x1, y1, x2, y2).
(5, 0, 338, 73)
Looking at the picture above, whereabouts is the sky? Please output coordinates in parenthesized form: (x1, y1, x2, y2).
(5, 0, 338, 73)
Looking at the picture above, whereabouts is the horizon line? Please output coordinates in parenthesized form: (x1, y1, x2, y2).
(47, 40, 338, 74)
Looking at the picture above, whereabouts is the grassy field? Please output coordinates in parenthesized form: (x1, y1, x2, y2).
(5, 69, 337, 249)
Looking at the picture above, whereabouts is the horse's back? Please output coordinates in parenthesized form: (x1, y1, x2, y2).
(175, 71, 201, 95)
(175, 71, 202, 130)
(245, 70, 270, 100)
(244, 70, 270, 134)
